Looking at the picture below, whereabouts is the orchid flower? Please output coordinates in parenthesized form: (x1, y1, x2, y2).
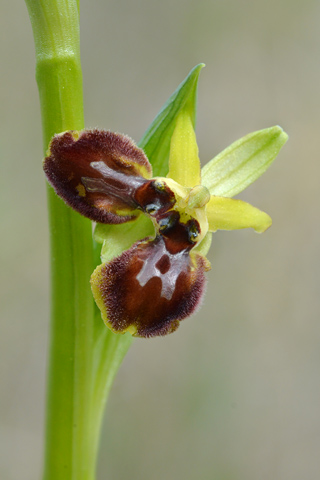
(44, 98, 287, 338)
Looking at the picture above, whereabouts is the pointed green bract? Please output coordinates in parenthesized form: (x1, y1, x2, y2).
(168, 108, 201, 187)
(139, 64, 204, 177)
(206, 196, 272, 233)
(201, 126, 288, 198)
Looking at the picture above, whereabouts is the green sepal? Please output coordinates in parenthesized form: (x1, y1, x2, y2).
(201, 126, 288, 198)
(94, 215, 154, 263)
(139, 63, 204, 177)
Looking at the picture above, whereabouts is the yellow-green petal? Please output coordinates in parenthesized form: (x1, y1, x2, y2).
(167, 108, 201, 188)
(202, 126, 288, 197)
(206, 196, 272, 233)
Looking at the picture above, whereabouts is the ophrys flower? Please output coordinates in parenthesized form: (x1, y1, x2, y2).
(44, 107, 287, 337)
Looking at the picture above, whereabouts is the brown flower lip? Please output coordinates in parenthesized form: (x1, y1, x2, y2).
(91, 234, 209, 338)
(91, 204, 209, 338)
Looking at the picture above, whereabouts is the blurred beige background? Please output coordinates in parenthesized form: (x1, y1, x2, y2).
(1, 0, 320, 479)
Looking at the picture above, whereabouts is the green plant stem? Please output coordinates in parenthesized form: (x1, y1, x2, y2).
(25, 1, 94, 478)
(25, 1, 133, 479)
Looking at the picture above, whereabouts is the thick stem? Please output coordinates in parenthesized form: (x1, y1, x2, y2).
(25, 1, 98, 478)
